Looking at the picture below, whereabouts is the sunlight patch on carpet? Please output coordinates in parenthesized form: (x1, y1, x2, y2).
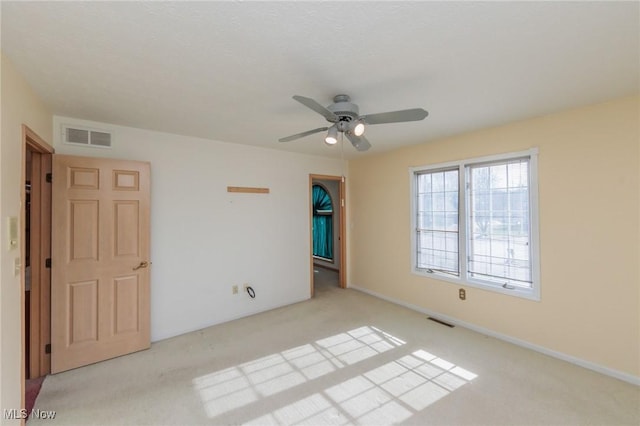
(329, 350, 476, 422)
(242, 349, 478, 425)
(192, 326, 405, 418)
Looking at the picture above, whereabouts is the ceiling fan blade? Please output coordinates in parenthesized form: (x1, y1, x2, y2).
(293, 95, 338, 122)
(361, 108, 428, 125)
(345, 133, 372, 152)
(278, 127, 328, 143)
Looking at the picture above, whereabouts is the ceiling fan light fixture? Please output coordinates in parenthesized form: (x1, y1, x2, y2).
(351, 120, 365, 136)
(325, 126, 338, 145)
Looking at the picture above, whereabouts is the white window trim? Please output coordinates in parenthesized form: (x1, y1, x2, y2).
(410, 148, 540, 301)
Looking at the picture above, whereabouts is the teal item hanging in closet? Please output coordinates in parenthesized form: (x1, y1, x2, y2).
(312, 185, 333, 260)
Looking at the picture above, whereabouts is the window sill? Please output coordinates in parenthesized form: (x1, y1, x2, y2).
(413, 269, 540, 301)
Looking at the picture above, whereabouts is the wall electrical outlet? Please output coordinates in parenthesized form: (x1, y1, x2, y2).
(459, 288, 466, 300)
(232, 285, 238, 295)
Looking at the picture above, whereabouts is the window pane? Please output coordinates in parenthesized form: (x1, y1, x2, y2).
(508, 162, 528, 188)
(416, 169, 459, 275)
(467, 159, 532, 288)
(433, 192, 445, 212)
(445, 170, 458, 191)
(491, 164, 507, 189)
(418, 173, 432, 190)
(446, 191, 458, 211)
(432, 173, 444, 191)
(445, 212, 458, 231)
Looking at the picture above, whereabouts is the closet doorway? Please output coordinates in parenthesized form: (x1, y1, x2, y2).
(309, 174, 345, 295)
(23, 125, 53, 381)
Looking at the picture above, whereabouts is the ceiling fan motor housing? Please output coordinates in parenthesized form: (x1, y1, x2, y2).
(327, 94, 359, 124)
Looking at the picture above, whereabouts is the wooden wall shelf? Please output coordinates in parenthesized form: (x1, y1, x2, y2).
(227, 186, 270, 194)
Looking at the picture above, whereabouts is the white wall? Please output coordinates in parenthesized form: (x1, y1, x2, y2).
(53, 116, 345, 341)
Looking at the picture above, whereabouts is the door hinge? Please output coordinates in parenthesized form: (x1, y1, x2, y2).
(45, 258, 51, 268)
(45, 343, 51, 354)
(45, 173, 52, 183)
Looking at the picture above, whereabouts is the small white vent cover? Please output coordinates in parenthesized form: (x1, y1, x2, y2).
(63, 125, 112, 148)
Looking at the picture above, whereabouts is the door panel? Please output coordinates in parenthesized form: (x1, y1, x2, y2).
(52, 155, 150, 373)
(113, 275, 140, 335)
(69, 200, 99, 261)
(68, 280, 99, 345)
(114, 201, 139, 257)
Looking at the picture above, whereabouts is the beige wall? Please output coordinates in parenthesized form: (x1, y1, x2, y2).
(348, 96, 639, 379)
(0, 53, 53, 419)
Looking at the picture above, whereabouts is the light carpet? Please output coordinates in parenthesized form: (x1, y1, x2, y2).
(30, 269, 639, 425)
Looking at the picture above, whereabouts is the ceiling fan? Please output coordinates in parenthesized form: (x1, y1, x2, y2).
(278, 94, 429, 151)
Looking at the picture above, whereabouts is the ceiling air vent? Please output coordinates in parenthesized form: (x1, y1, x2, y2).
(63, 125, 112, 148)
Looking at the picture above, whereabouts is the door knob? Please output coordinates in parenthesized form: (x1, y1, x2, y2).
(133, 261, 149, 271)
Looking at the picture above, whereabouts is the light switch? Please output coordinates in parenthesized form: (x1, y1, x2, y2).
(7, 216, 18, 250)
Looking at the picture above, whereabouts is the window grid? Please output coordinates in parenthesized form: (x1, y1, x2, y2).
(415, 169, 459, 275)
(467, 159, 532, 288)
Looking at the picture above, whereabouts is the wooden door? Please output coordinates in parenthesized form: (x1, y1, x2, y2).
(51, 155, 151, 373)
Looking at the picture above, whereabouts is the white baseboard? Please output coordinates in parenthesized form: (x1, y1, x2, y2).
(350, 285, 640, 387)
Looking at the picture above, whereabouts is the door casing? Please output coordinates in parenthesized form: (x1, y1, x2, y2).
(21, 125, 54, 398)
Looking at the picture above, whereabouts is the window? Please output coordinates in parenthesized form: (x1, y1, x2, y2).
(312, 184, 333, 261)
(411, 149, 540, 300)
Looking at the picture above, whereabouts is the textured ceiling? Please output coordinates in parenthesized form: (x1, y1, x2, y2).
(2, 1, 638, 159)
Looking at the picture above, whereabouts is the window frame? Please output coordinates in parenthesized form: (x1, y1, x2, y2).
(410, 148, 540, 301)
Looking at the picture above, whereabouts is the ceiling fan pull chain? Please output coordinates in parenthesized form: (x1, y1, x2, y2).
(341, 132, 345, 178)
